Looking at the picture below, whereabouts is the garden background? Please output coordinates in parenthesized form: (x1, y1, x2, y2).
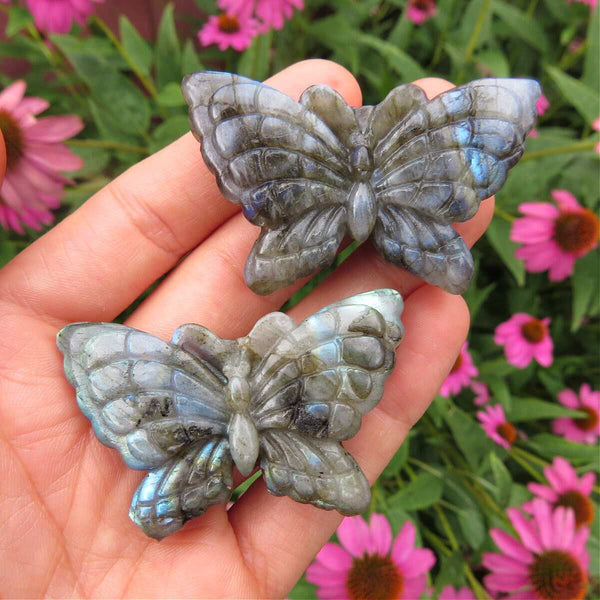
(0, 0, 598, 598)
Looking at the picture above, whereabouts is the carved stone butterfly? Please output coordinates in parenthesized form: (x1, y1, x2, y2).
(57, 290, 404, 539)
(183, 72, 540, 295)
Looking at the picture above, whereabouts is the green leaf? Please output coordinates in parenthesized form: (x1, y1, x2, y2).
(389, 473, 443, 510)
(571, 251, 600, 331)
(583, 4, 599, 91)
(237, 31, 273, 82)
(537, 369, 565, 396)
(486, 376, 512, 412)
(479, 358, 518, 378)
(457, 506, 486, 549)
(474, 49, 510, 77)
(53, 36, 151, 137)
(486, 216, 525, 286)
(435, 552, 466, 592)
(489, 451, 512, 507)
(546, 66, 598, 123)
(150, 115, 190, 153)
(382, 439, 410, 478)
(6, 5, 32, 36)
(0, 239, 18, 268)
(445, 405, 494, 469)
(305, 16, 360, 73)
(289, 577, 317, 600)
(509, 398, 583, 422)
(182, 39, 204, 76)
(64, 145, 110, 178)
(492, 0, 549, 53)
(155, 82, 186, 107)
(527, 433, 600, 464)
(119, 15, 153, 78)
(357, 34, 426, 82)
(155, 3, 181, 90)
(464, 282, 495, 320)
(386, 506, 413, 536)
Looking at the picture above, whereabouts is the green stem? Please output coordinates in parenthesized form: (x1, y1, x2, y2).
(66, 139, 148, 155)
(407, 457, 443, 478)
(526, 0, 539, 17)
(513, 445, 548, 467)
(509, 448, 545, 483)
(421, 526, 452, 557)
(91, 16, 158, 99)
(457, 0, 492, 83)
(494, 206, 515, 222)
(464, 566, 492, 600)
(434, 504, 459, 551)
(521, 141, 597, 162)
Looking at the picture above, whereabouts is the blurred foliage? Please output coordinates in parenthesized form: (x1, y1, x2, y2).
(0, 0, 598, 598)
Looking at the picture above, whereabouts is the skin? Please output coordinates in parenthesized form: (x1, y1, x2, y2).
(0, 60, 494, 598)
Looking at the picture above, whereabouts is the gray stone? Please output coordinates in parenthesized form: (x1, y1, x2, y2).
(57, 289, 404, 539)
(183, 72, 540, 295)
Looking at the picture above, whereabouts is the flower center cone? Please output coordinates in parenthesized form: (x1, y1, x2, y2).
(346, 554, 402, 600)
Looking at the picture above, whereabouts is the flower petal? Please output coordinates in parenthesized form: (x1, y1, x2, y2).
(483, 572, 530, 592)
(337, 515, 374, 557)
(315, 543, 353, 572)
(527, 483, 558, 502)
(368, 514, 392, 555)
(551, 189, 580, 211)
(482, 552, 530, 574)
(508, 508, 543, 554)
(400, 574, 427, 600)
(306, 562, 347, 586)
(397, 547, 435, 577)
(391, 520, 415, 565)
(0, 80, 26, 111)
(24, 115, 84, 142)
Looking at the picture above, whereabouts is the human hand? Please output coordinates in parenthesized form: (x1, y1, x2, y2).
(0, 60, 493, 598)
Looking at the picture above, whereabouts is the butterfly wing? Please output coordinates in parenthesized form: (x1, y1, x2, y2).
(57, 323, 229, 470)
(260, 430, 371, 515)
(249, 289, 403, 441)
(129, 437, 233, 540)
(370, 78, 540, 293)
(245, 205, 347, 295)
(183, 72, 356, 293)
(246, 290, 403, 514)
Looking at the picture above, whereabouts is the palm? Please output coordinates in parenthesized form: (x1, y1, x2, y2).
(0, 60, 493, 598)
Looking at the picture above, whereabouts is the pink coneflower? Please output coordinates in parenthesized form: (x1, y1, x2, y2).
(511, 190, 600, 282)
(26, 0, 103, 34)
(0, 80, 83, 233)
(553, 383, 600, 444)
(523, 457, 595, 528)
(256, 0, 304, 31)
(477, 404, 517, 450)
(593, 116, 600, 154)
(406, 0, 437, 25)
(219, 0, 303, 32)
(439, 342, 478, 397)
(198, 11, 260, 51)
(306, 514, 435, 600)
(494, 313, 553, 368)
(470, 380, 490, 406)
(483, 499, 589, 600)
(439, 586, 476, 600)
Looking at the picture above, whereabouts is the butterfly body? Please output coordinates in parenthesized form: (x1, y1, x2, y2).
(183, 72, 540, 295)
(58, 289, 404, 539)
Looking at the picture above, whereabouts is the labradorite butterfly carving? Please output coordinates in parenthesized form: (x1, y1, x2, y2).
(57, 289, 404, 539)
(183, 72, 540, 295)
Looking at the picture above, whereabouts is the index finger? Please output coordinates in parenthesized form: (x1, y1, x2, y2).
(0, 60, 362, 324)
